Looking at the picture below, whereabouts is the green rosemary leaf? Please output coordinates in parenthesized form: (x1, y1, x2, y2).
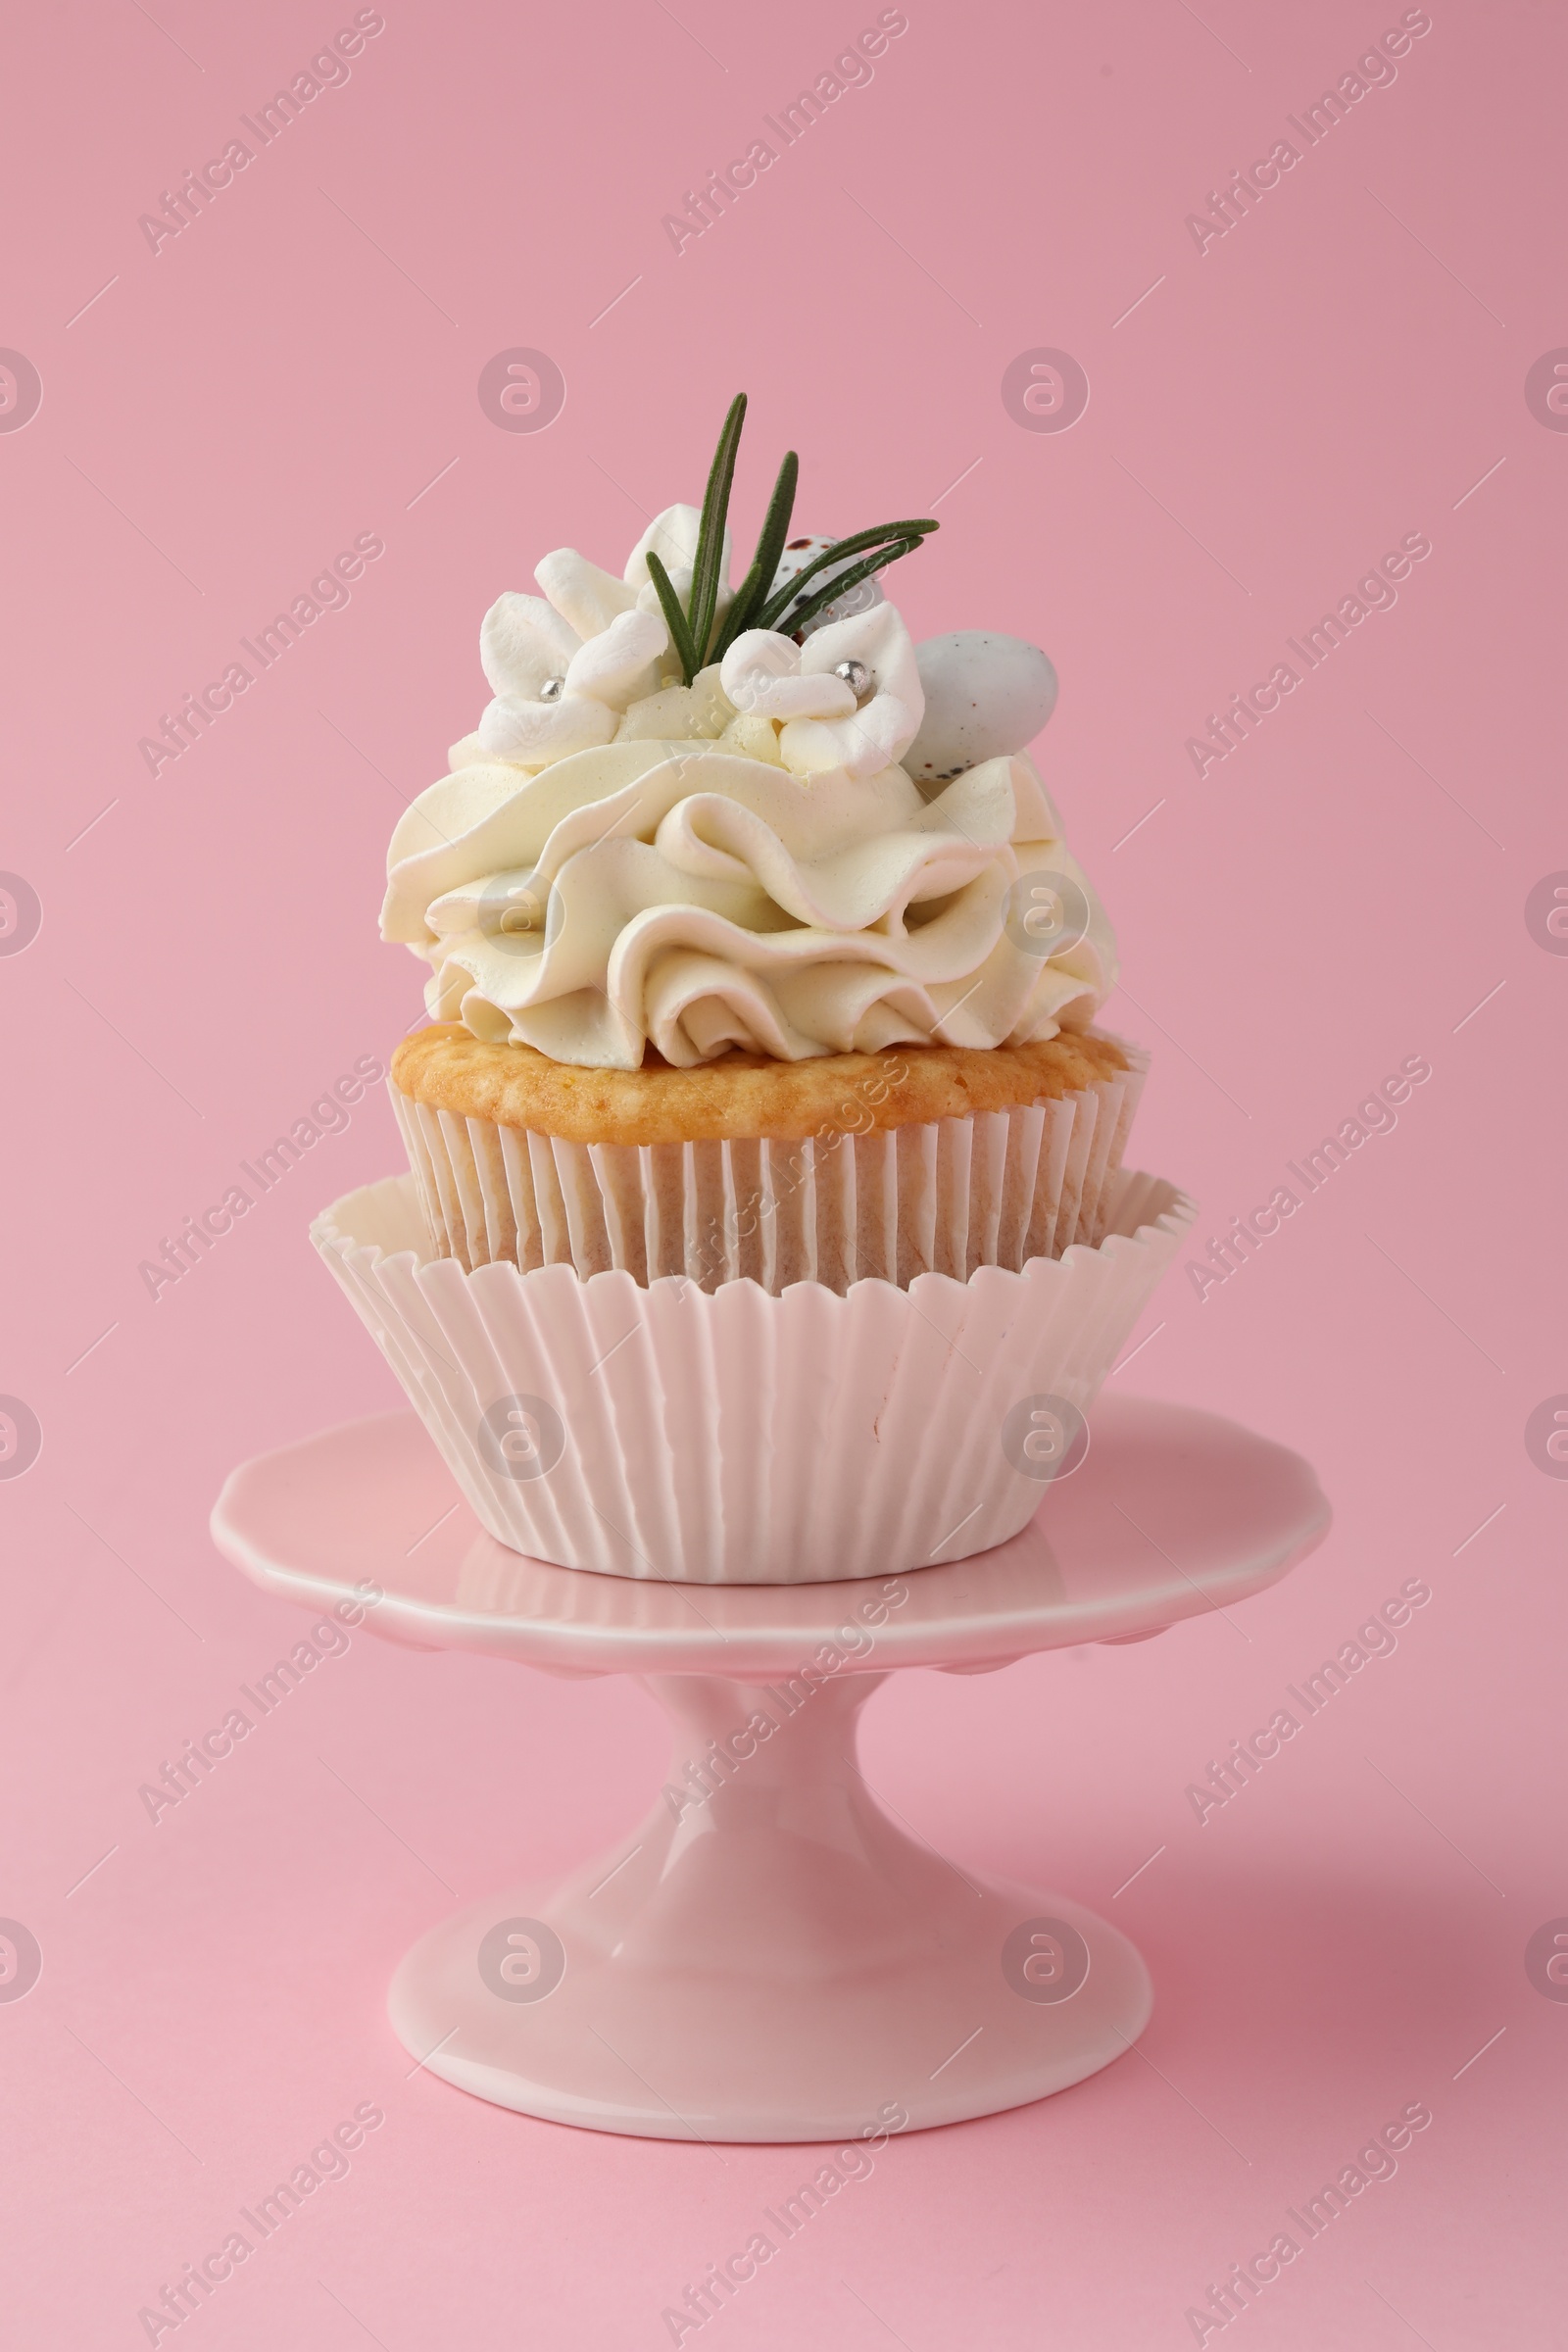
(711, 558, 763, 669)
(644, 550, 700, 685)
(688, 393, 748, 671)
(772, 534, 924, 640)
(712, 449, 800, 660)
(755, 516, 938, 633)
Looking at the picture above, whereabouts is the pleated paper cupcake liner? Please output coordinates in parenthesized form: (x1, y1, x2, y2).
(312, 1165, 1194, 1586)
(389, 1042, 1148, 1297)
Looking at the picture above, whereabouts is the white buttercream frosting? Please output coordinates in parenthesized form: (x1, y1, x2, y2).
(381, 514, 1117, 1069)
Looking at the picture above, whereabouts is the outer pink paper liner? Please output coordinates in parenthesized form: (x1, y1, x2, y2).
(389, 1044, 1148, 1296)
(312, 1167, 1194, 1586)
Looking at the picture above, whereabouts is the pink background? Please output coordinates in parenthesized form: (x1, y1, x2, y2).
(2, 0, 1564, 2344)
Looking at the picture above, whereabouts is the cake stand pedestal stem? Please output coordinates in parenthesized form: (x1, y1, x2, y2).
(388, 1665, 1152, 2140)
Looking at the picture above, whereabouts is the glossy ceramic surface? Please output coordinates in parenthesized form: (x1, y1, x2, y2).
(211, 1396, 1328, 2138)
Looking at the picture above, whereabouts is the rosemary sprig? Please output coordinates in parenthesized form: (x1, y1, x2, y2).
(772, 535, 925, 640)
(711, 448, 799, 661)
(755, 516, 938, 634)
(647, 396, 942, 684)
(685, 392, 747, 676)
(644, 549, 700, 682)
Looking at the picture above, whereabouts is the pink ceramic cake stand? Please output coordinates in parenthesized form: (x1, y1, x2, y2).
(211, 1395, 1328, 2142)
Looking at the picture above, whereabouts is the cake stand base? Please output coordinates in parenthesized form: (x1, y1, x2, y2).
(388, 1671, 1150, 2140)
(211, 1396, 1331, 2141)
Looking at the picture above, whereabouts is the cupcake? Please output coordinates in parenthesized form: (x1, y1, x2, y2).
(315, 397, 1192, 1582)
(379, 395, 1143, 1292)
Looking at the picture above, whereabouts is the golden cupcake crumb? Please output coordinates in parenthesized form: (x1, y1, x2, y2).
(392, 1023, 1128, 1148)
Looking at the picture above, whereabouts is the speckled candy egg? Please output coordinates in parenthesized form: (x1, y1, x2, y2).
(769, 534, 886, 639)
(904, 631, 1059, 786)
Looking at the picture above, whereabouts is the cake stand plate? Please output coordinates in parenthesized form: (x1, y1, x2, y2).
(212, 1396, 1328, 2141)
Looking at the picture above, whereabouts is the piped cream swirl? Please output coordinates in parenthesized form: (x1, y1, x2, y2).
(382, 738, 1115, 1069)
(380, 521, 1116, 1068)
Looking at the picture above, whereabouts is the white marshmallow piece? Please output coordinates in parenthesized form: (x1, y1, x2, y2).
(719, 630, 858, 721)
(776, 604, 925, 780)
(479, 593, 580, 701)
(469, 509, 739, 786)
(534, 549, 640, 640)
(622, 504, 705, 599)
(564, 607, 670, 710)
(476, 692, 616, 766)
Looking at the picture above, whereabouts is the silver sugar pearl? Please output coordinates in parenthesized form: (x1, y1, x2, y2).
(538, 675, 565, 702)
(833, 659, 872, 700)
